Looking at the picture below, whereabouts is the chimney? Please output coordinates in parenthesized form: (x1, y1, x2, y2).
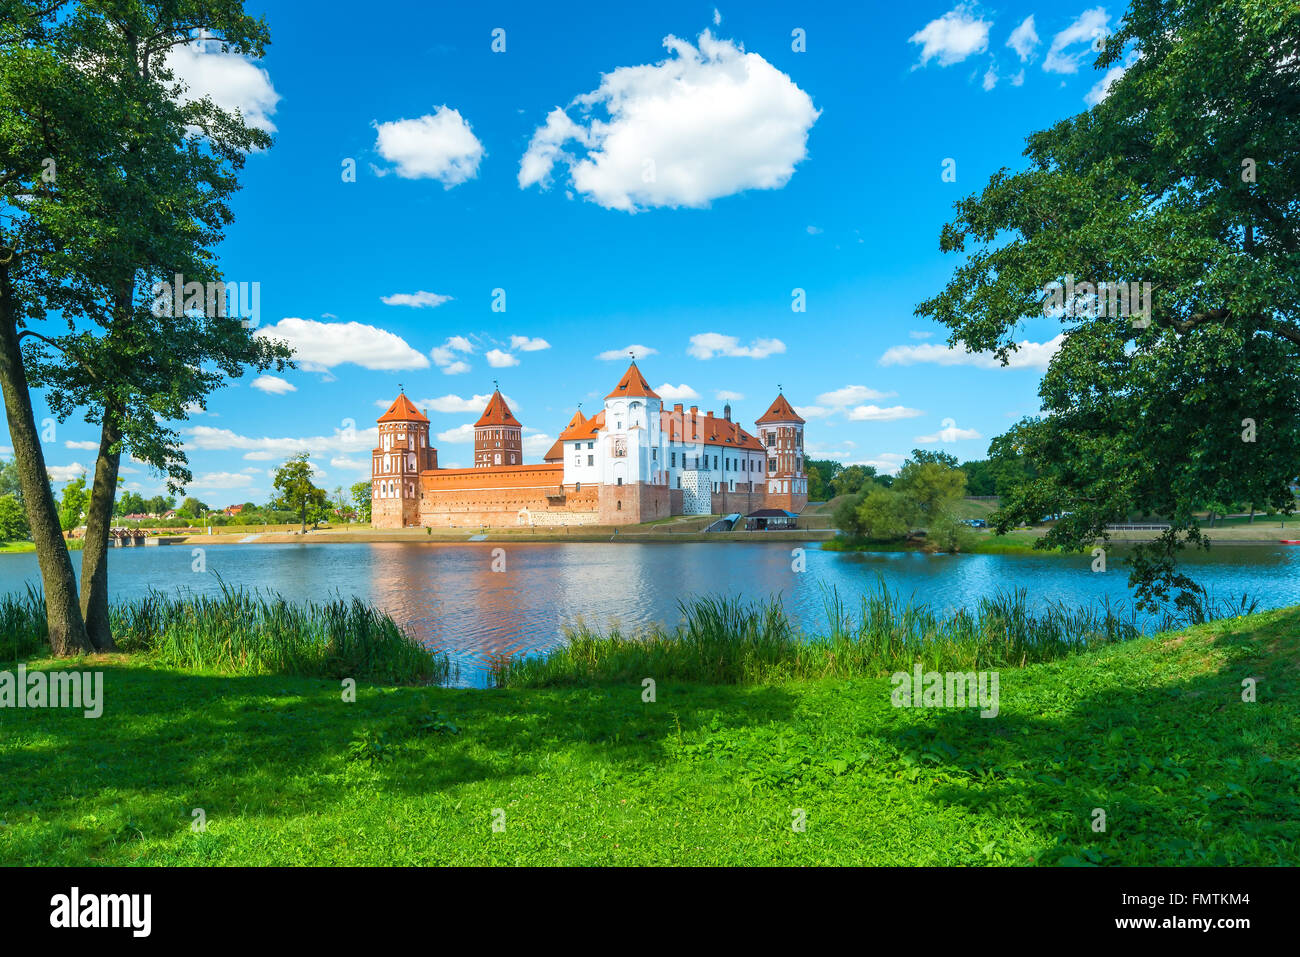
(674, 403, 684, 413)
(689, 406, 698, 415)
(706, 410, 714, 419)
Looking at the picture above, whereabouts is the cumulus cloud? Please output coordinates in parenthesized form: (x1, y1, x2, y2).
(1007, 15, 1040, 62)
(509, 335, 551, 352)
(597, 344, 658, 360)
(915, 418, 983, 443)
(164, 36, 280, 133)
(189, 471, 255, 490)
(256, 318, 428, 372)
(716, 390, 744, 401)
(794, 406, 831, 419)
(381, 290, 453, 308)
(431, 336, 474, 375)
(373, 106, 484, 185)
(519, 29, 819, 211)
(523, 433, 555, 456)
(251, 374, 296, 395)
(64, 440, 99, 450)
(657, 383, 700, 400)
(982, 61, 998, 91)
(909, 5, 991, 67)
(817, 384, 896, 408)
(486, 349, 519, 368)
(436, 423, 476, 444)
(846, 405, 925, 422)
(1044, 8, 1109, 74)
(330, 456, 367, 470)
(185, 424, 376, 457)
(909, 330, 935, 339)
(421, 393, 518, 415)
(47, 463, 87, 482)
(879, 334, 1065, 371)
(687, 333, 786, 360)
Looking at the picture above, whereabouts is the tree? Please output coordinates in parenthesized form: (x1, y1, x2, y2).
(916, 0, 1300, 608)
(893, 454, 967, 524)
(273, 454, 327, 533)
(854, 486, 913, 540)
(0, 457, 20, 500)
(114, 491, 146, 517)
(57, 475, 88, 532)
(0, 493, 27, 543)
(830, 464, 877, 498)
(805, 458, 842, 501)
(959, 459, 996, 496)
(16, 2, 290, 652)
(351, 480, 372, 524)
(178, 497, 209, 519)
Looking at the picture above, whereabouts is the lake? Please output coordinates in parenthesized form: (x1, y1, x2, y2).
(1, 541, 1296, 686)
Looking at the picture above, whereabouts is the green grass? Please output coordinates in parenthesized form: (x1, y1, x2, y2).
(1, 597, 1295, 864)
(497, 586, 1144, 688)
(1, 584, 448, 684)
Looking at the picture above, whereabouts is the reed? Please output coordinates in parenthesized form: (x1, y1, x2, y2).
(499, 579, 1158, 688)
(2, 582, 448, 684)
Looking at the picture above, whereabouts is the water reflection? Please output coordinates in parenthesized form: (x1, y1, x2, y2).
(0, 541, 1295, 687)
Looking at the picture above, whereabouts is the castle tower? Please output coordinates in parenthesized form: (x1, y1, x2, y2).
(598, 361, 669, 523)
(756, 391, 807, 512)
(474, 388, 522, 468)
(373, 392, 437, 528)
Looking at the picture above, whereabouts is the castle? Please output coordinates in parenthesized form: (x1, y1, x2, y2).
(371, 361, 807, 528)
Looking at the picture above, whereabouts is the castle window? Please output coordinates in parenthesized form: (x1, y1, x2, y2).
(587, 455, 594, 466)
(617, 478, 623, 486)
(766, 434, 775, 447)
(671, 452, 676, 467)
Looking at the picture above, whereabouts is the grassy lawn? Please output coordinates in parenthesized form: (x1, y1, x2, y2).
(1, 608, 1296, 865)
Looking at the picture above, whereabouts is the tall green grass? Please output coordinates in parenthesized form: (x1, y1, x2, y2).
(0, 586, 48, 660)
(499, 581, 1158, 688)
(1, 583, 449, 684)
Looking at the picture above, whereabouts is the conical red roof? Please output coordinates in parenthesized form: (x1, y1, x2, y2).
(475, 390, 521, 428)
(378, 393, 429, 423)
(756, 393, 805, 425)
(605, 362, 660, 400)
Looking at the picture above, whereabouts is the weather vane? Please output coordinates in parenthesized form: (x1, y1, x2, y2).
(493, 378, 499, 391)
(398, 382, 404, 394)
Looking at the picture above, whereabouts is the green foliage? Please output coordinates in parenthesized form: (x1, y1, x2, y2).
(854, 486, 913, 540)
(805, 459, 842, 500)
(830, 464, 876, 498)
(272, 453, 328, 531)
(0, 586, 46, 658)
(916, 0, 1300, 608)
(0, 493, 28, 543)
(960, 459, 997, 496)
(350, 480, 373, 523)
(0, 458, 20, 500)
(831, 452, 970, 548)
(57, 475, 87, 531)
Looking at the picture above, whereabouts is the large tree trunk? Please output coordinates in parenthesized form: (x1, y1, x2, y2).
(0, 265, 91, 655)
(79, 410, 121, 651)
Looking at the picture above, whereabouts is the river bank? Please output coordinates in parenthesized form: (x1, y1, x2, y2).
(2, 603, 1295, 865)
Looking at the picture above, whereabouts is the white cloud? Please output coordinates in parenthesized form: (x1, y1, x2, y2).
(687, 332, 786, 360)
(486, 349, 519, 368)
(1007, 15, 1040, 62)
(657, 383, 700, 400)
(256, 318, 428, 372)
(1011, 69, 1026, 86)
(164, 36, 280, 133)
(716, 390, 744, 401)
(329, 456, 367, 470)
(982, 61, 998, 91)
(1085, 62, 1128, 105)
(242, 451, 273, 461)
(436, 423, 476, 444)
(915, 419, 983, 443)
(523, 433, 555, 456)
(373, 106, 484, 185)
(713, 8, 721, 26)
(597, 344, 658, 360)
(817, 384, 896, 408)
(185, 424, 376, 458)
(431, 336, 474, 374)
(909, 5, 991, 67)
(846, 405, 925, 422)
(1044, 8, 1109, 75)
(64, 440, 99, 450)
(47, 463, 87, 482)
(509, 335, 551, 352)
(519, 29, 819, 211)
(381, 290, 453, 308)
(251, 374, 296, 395)
(189, 471, 255, 490)
(421, 393, 517, 415)
(794, 406, 830, 419)
(879, 334, 1065, 371)
(806, 225, 823, 235)
(909, 330, 935, 339)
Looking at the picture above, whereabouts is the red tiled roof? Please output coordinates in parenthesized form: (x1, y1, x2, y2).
(475, 390, 521, 428)
(377, 393, 429, 424)
(605, 362, 660, 400)
(542, 439, 564, 462)
(662, 408, 764, 451)
(756, 393, 805, 425)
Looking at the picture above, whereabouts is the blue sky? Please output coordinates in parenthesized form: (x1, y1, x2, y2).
(20, 1, 1127, 503)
